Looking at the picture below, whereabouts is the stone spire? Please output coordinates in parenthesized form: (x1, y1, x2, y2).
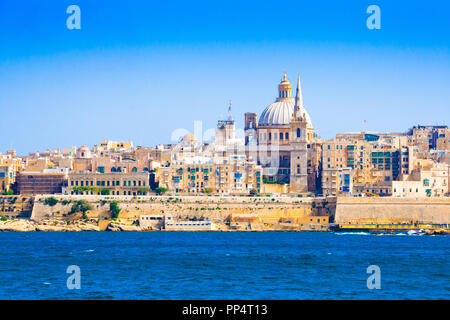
(294, 75, 304, 119)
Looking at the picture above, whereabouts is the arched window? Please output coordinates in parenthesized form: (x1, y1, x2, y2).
(297, 165, 300, 174)
(296, 128, 301, 138)
(268, 132, 272, 140)
(111, 167, 116, 172)
(132, 167, 137, 172)
(285, 132, 289, 140)
(280, 132, 283, 140)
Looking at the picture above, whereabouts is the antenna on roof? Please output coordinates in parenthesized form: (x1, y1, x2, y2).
(227, 100, 233, 121)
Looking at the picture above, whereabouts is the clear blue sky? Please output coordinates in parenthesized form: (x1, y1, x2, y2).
(0, 0, 449, 155)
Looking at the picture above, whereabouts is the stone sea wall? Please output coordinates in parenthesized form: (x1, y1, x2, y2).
(335, 197, 450, 224)
(31, 194, 333, 225)
(6, 195, 448, 230)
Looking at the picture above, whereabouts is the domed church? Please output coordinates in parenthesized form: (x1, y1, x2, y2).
(244, 72, 318, 193)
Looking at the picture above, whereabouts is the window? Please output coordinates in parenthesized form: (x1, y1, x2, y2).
(280, 132, 283, 140)
(285, 132, 289, 140)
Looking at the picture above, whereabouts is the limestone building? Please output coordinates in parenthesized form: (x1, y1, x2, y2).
(244, 72, 318, 194)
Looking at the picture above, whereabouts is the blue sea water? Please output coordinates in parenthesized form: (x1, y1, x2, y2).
(0, 232, 448, 300)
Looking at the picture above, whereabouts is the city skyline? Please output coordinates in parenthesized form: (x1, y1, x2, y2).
(1, 0, 449, 155)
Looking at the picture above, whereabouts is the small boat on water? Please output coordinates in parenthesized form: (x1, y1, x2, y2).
(407, 229, 426, 236)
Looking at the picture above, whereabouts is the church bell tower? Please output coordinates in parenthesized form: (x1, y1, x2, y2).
(289, 76, 308, 193)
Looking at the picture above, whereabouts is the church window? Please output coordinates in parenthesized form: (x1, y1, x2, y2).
(297, 165, 300, 174)
(285, 132, 289, 140)
(280, 132, 283, 140)
(297, 128, 301, 138)
(268, 133, 272, 140)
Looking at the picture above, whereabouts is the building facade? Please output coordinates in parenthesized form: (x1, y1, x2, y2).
(244, 72, 318, 194)
(64, 172, 150, 196)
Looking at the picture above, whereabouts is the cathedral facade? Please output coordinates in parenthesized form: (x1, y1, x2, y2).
(244, 72, 320, 194)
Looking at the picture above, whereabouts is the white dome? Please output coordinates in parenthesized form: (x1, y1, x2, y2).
(258, 100, 312, 127)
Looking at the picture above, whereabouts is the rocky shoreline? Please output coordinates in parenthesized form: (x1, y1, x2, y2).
(0, 219, 448, 234)
(0, 219, 144, 232)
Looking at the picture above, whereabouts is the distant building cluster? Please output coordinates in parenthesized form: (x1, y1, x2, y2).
(1, 72, 449, 198)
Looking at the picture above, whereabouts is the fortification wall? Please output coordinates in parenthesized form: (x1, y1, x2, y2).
(31, 195, 332, 223)
(335, 197, 450, 224)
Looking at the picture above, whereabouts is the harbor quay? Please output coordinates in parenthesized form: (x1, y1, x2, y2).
(0, 194, 448, 233)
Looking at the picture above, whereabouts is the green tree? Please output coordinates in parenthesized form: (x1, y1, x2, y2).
(155, 187, 168, 195)
(109, 201, 121, 220)
(69, 200, 93, 215)
(44, 197, 58, 206)
(249, 189, 258, 196)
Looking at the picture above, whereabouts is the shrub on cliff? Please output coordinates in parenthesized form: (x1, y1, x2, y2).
(69, 200, 92, 215)
(109, 201, 121, 220)
(44, 197, 58, 206)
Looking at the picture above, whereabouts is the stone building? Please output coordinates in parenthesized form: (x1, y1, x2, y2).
(64, 171, 150, 196)
(321, 134, 406, 196)
(244, 72, 318, 194)
(392, 161, 449, 197)
(158, 154, 262, 195)
(16, 172, 68, 195)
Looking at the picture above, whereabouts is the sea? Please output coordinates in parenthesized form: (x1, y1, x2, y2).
(0, 232, 448, 300)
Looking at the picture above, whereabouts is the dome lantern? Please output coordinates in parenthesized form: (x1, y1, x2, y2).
(276, 71, 292, 101)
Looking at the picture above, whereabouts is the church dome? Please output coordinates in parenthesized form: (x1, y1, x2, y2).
(77, 145, 90, 152)
(259, 100, 295, 126)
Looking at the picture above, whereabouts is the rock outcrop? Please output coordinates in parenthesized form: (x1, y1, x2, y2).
(107, 222, 142, 231)
(0, 219, 37, 232)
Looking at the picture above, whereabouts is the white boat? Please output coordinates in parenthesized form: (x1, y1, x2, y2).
(407, 229, 425, 236)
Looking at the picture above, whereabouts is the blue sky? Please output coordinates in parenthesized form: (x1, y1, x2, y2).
(0, 0, 449, 155)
